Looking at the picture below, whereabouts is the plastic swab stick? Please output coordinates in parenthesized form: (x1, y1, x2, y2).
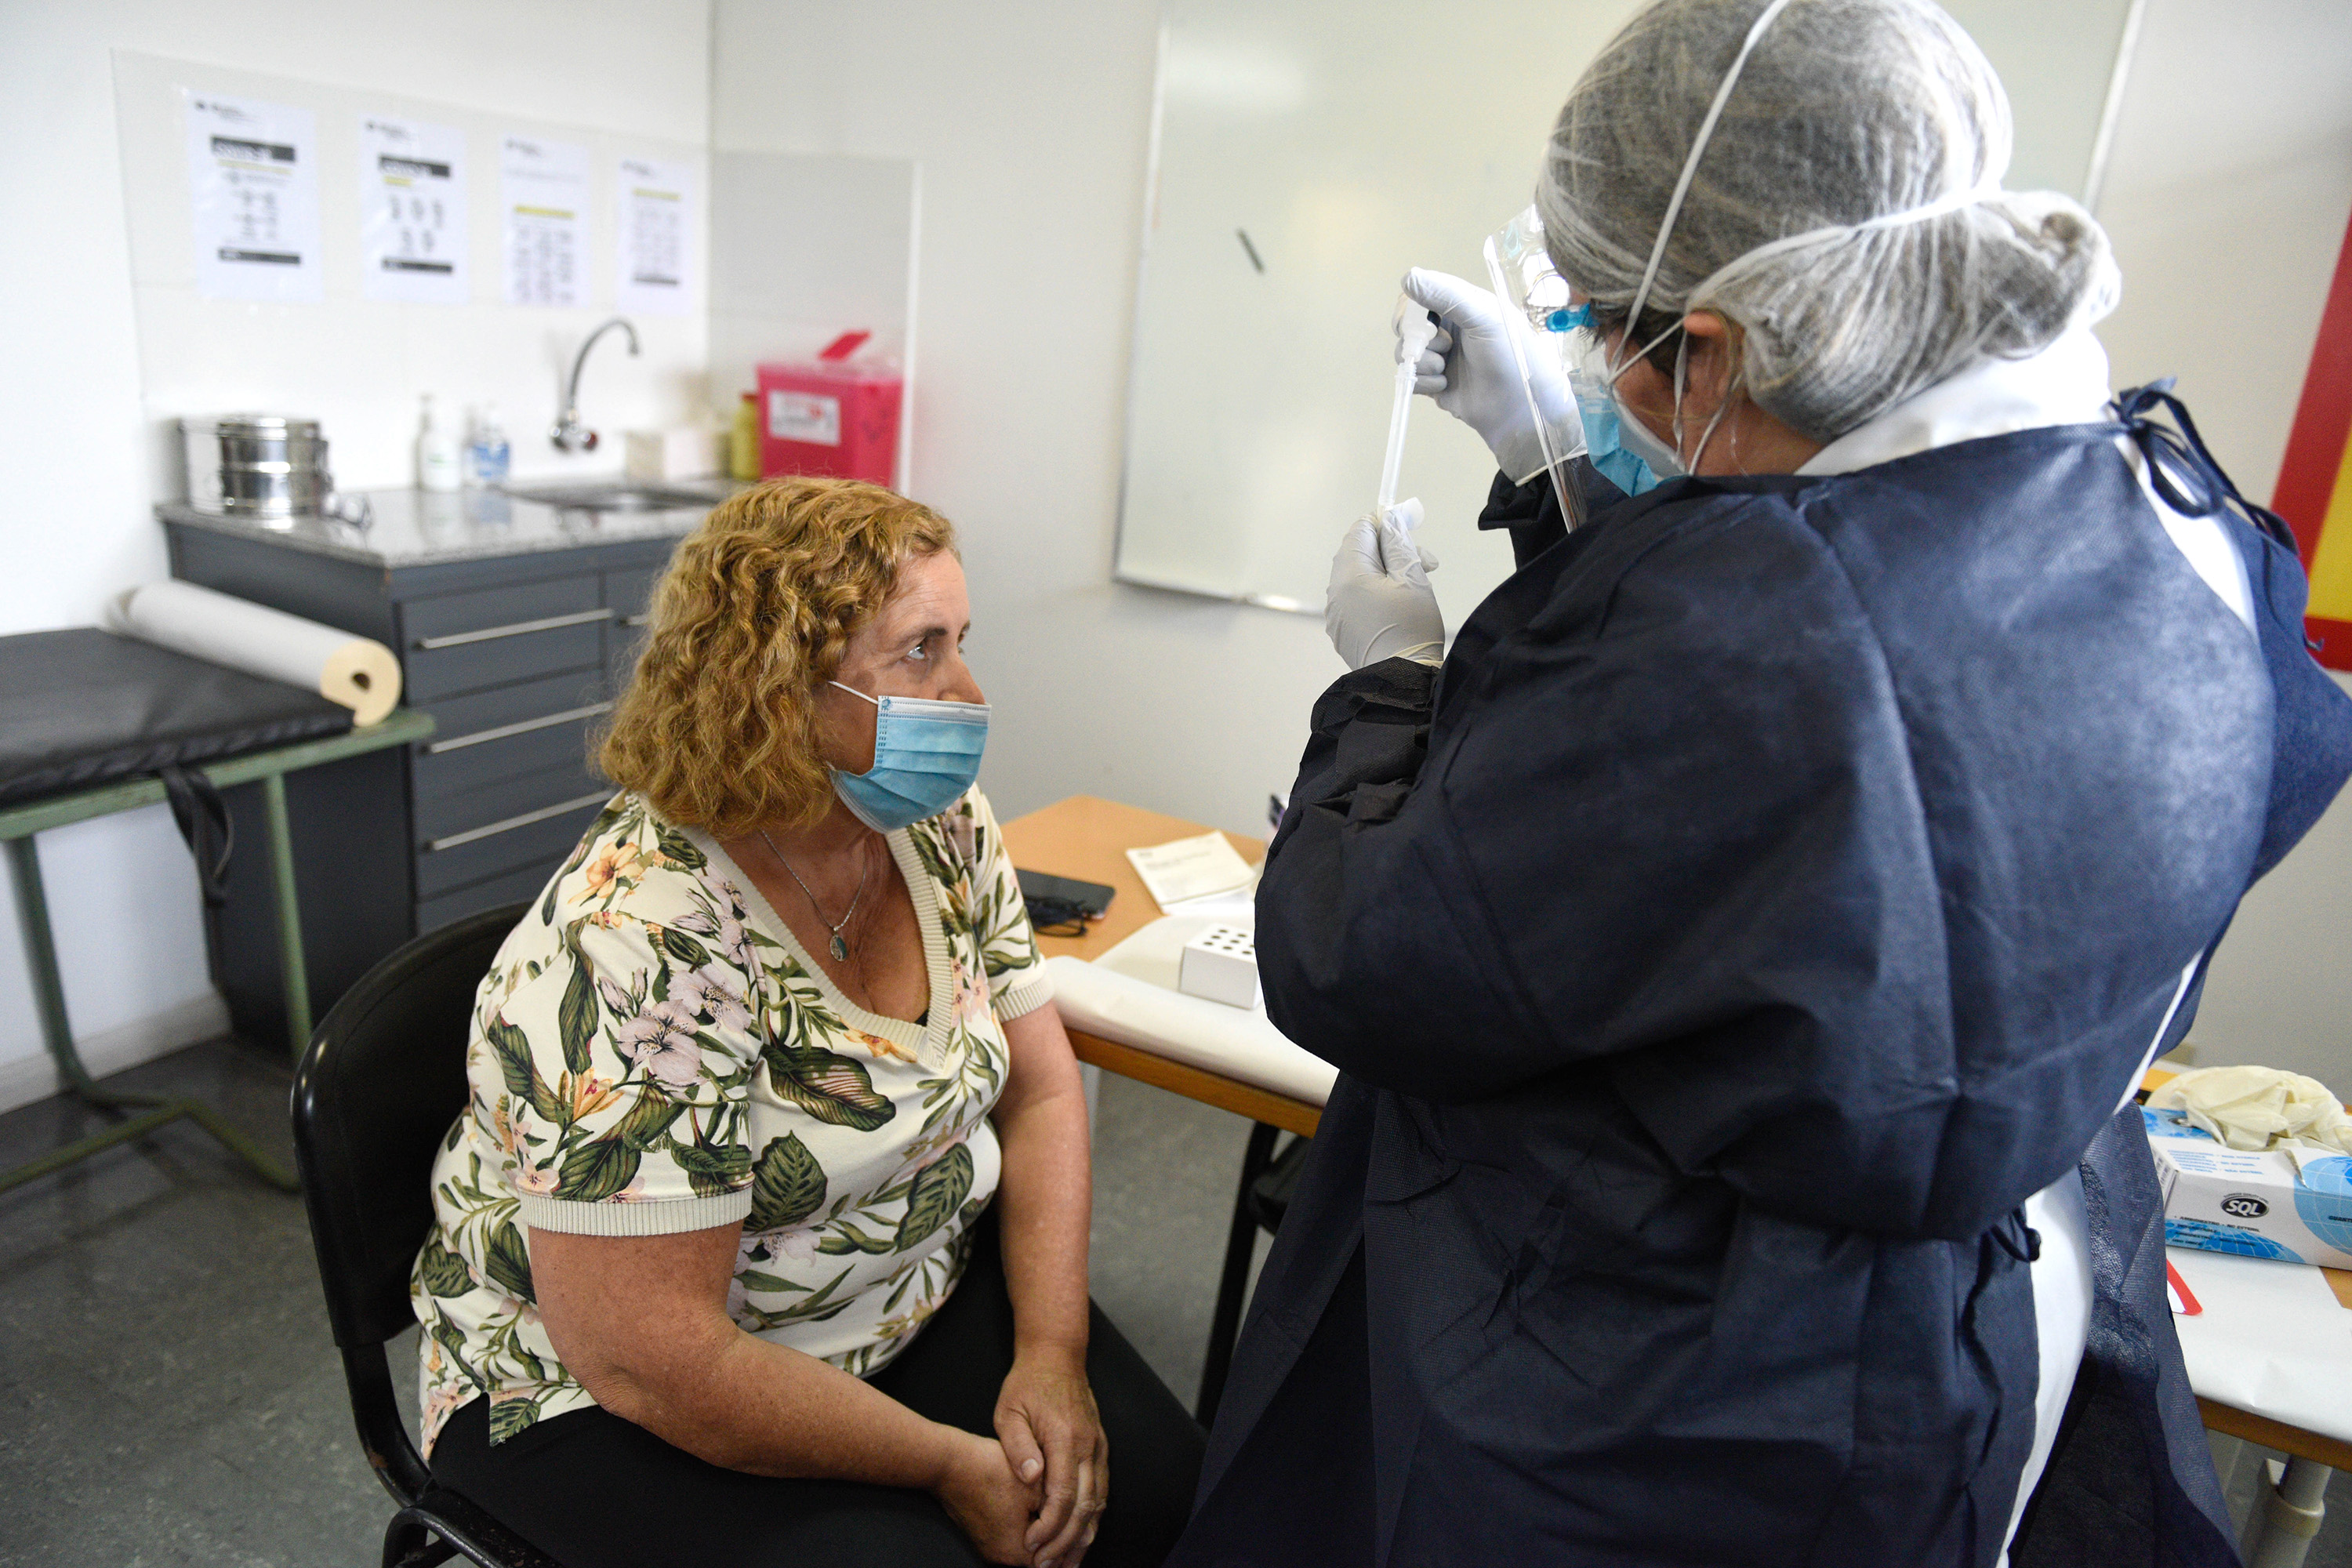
(1377, 360, 1414, 516)
(1381, 296, 1439, 518)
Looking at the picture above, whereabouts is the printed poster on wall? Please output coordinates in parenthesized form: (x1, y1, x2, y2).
(359, 116, 467, 304)
(184, 90, 322, 303)
(2273, 208, 2352, 669)
(499, 136, 590, 308)
(615, 155, 695, 316)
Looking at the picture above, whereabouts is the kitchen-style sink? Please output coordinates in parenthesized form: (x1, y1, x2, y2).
(501, 481, 720, 513)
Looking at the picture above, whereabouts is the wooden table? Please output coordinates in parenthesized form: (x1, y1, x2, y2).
(1000, 795, 1319, 1138)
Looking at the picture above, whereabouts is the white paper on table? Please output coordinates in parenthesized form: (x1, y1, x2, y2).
(1126, 831, 1257, 913)
(1046, 950, 1334, 1109)
(2166, 1247, 2352, 1446)
(359, 115, 467, 304)
(615, 155, 695, 316)
(1044, 910, 1337, 1108)
(184, 90, 322, 303)
(500, 135, 591, 308)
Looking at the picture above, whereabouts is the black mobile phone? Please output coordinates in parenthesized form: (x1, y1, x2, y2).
(1015, 869, 1116, 919)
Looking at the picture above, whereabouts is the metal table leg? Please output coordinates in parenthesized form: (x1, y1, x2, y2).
(1196, 1120, 1283, 1426)
(262, 772, 311, 1060)
(2241, 1456, 2333, 1568)
(0, 832, 296, 1196)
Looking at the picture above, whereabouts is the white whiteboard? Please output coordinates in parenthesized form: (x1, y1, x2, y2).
(1115, 0, 2138, 625)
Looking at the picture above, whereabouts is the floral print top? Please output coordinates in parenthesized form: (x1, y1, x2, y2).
(410, 786, 1051, 1454)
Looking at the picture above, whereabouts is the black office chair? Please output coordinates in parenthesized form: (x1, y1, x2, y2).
(1193, 1125, 1312, 1427)
(290, 902, 563, 1568)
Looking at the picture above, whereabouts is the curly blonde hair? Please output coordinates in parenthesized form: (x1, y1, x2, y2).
(597, 477, 957, 836)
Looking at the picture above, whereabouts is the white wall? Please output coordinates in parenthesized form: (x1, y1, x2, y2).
(712, 0, 2352, 1087)
(2094, 0, 2352, 1084)
(0, 0, 710, 1106)
(711, 0, 1334, 849)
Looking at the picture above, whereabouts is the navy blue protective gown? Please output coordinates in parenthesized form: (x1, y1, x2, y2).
(1170, 408, 2352, 1568)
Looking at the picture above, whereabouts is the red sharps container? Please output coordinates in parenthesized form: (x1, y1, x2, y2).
(756, 332, 904, 485)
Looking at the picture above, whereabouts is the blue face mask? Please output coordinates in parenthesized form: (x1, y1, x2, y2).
(1568, 365, 1674, 497)
(828, 681, 990, 832)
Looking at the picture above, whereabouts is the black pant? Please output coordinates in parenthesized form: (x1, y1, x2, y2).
(433, 1210, 1204, 1567)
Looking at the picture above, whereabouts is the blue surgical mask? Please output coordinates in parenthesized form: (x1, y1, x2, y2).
(828, 681, 989, 832)
(1607, 383, 1690, 486)
(1569, 367, 1671, 496)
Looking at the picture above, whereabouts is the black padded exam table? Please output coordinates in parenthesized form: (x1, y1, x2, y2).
(0, 628, 433, 1193)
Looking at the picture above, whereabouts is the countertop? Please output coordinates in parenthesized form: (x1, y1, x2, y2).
(156, 481, 739, 569)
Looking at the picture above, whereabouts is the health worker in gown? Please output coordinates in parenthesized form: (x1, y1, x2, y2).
(1169, 2, 2352, 1566)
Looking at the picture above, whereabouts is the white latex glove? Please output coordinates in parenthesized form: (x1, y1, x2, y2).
(1400, 267, 1581, 485)
(2149, 1065, 2352, 1153)
(1326, 500, 1443, 670)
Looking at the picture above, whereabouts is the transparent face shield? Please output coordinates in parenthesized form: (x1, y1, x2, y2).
(1482, 206, 1597, 529)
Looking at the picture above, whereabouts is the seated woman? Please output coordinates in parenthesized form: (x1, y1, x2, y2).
(412, 477, 1202, 1568)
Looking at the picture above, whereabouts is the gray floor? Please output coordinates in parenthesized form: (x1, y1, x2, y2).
(1, 1040, 2345, 1567)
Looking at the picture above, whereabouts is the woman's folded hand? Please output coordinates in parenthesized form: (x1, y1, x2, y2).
(996, 1352, 1109, 1568)
(933, 1429, 1036, 1565)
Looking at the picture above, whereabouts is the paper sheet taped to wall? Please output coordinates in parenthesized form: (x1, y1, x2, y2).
(104, 581, 401, 726)
(184, 89, 322, 304)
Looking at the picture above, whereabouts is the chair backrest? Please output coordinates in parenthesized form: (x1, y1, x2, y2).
(292, 902, 528, 1352)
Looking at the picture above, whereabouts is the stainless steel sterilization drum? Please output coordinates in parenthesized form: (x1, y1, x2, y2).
(180, 414, 332, 519)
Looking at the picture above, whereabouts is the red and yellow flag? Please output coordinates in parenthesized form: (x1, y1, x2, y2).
(2275, 209, 2352, 669)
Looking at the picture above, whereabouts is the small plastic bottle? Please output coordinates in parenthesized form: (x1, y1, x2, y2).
(731, 391, 763, 481)
(416, 394, 462, 492)
(464, 403, 512, 488)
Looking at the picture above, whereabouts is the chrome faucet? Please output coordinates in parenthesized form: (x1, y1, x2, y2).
(550, 317, 641, 452)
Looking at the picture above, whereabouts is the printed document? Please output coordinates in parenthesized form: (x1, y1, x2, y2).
(361, 116, 467, 304)
(1127, 832, 1258, 913)
(500, 136, 590, 307)
(185, 90, 321, 303)
(616, 155, 695, 316)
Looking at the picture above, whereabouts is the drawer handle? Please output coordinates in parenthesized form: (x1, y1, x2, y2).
(424, 701, 615, 755)
(426, 790, 612, 853)
(412, 608, 612, 651)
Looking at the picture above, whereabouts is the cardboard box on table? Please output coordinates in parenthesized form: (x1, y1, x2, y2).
(2147, 1106, 2352, 1269)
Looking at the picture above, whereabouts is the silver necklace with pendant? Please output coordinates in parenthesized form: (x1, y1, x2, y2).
(760, 829, 871, 962)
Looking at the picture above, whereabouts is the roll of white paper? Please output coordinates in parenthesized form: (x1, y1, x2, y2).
(1043, 954, 1337, 1108)
(104, 580, 402, 726)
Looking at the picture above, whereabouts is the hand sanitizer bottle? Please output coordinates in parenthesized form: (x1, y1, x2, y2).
(464, 403, 512, 488)
(416, 394, 462, 492)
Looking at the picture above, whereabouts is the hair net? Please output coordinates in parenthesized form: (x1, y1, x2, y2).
(1537, 0, 2121, 444)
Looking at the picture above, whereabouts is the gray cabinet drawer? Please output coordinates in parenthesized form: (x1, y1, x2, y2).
(416, 863, 550, 935)
(417, 713, 608, 800)
(401, 575, 608, 702)
(405, 574, 601, 642)
(604, 565, 664, 690)
(416, 775, 611, 897)
(413, 670, 612, 800)
(417, 761, 606, 849)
